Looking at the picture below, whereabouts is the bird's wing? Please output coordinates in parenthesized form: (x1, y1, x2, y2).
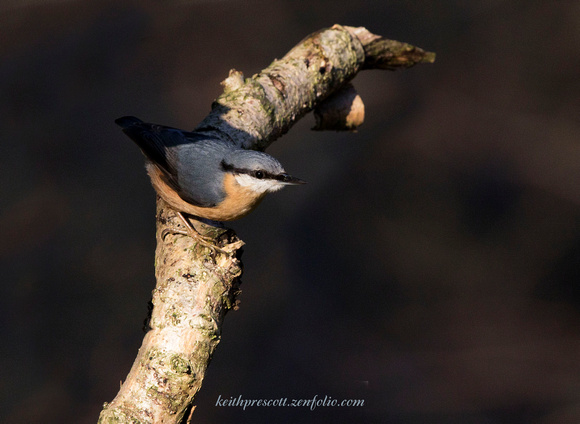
(115, 116, 212, 207)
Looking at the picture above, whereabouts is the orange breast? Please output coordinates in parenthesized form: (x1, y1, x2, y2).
(147, 164, 265, 221)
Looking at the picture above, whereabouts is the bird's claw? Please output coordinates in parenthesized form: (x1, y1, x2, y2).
(160, 212, 239, 255)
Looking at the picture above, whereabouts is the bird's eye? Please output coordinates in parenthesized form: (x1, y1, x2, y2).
(255, 171, 264, 179)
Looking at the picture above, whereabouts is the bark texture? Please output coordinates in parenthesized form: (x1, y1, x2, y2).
(98, 25, 434, 424)
(99, 202, 243, 423)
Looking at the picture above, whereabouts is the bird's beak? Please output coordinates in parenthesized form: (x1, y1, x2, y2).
(277, 173, 307, 185)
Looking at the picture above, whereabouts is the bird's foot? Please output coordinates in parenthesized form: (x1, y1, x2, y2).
(161, 212, 240, 255)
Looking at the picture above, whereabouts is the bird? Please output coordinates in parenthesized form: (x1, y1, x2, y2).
(115, 116, 305, 247)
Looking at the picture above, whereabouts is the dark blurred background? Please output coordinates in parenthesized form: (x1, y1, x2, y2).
(2, 1, 580, 423)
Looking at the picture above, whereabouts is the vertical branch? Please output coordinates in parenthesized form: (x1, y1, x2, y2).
(98, 199, 243, 423)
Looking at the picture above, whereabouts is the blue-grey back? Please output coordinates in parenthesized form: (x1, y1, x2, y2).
(173, 140, 233, 207)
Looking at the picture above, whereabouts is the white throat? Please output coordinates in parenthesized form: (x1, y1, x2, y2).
(233, 173, 284, 194)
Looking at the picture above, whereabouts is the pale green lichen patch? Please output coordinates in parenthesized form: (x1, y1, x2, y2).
(170, 354, 192, 375)
(189, 315, 221, 340)
(222, 293, 233, 310)
(139, 350, 198, 415)
(146, 386, 184, 415)
(197, 313, 212, 323)
(187, 347, 214, 379)
(144, 347, 164, 363)
(145, 361, 197, 415)
(167, 308, 182, 326)
(98, 408, 145, 424)
(145, 349, 193, 376)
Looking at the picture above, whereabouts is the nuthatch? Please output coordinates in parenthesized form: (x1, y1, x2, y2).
(115, 116, 305, 244)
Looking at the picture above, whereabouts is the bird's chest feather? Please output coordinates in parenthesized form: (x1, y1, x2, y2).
(213, 173, 266, 220)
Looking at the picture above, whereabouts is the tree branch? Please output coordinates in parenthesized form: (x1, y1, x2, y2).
(98, 25, 434, 424)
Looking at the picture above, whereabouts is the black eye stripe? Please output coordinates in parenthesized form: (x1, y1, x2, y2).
(221, 161, 278, 180)
(250, 170, 276, 180)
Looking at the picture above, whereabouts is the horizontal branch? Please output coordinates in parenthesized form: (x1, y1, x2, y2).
(196, 24, 435, 150)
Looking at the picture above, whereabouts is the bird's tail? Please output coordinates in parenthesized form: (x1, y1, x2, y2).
(114, 115, 176, 179)
(114, 116, 144, 129)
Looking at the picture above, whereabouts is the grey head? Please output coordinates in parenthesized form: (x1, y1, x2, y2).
(221, 149, 306, 195)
